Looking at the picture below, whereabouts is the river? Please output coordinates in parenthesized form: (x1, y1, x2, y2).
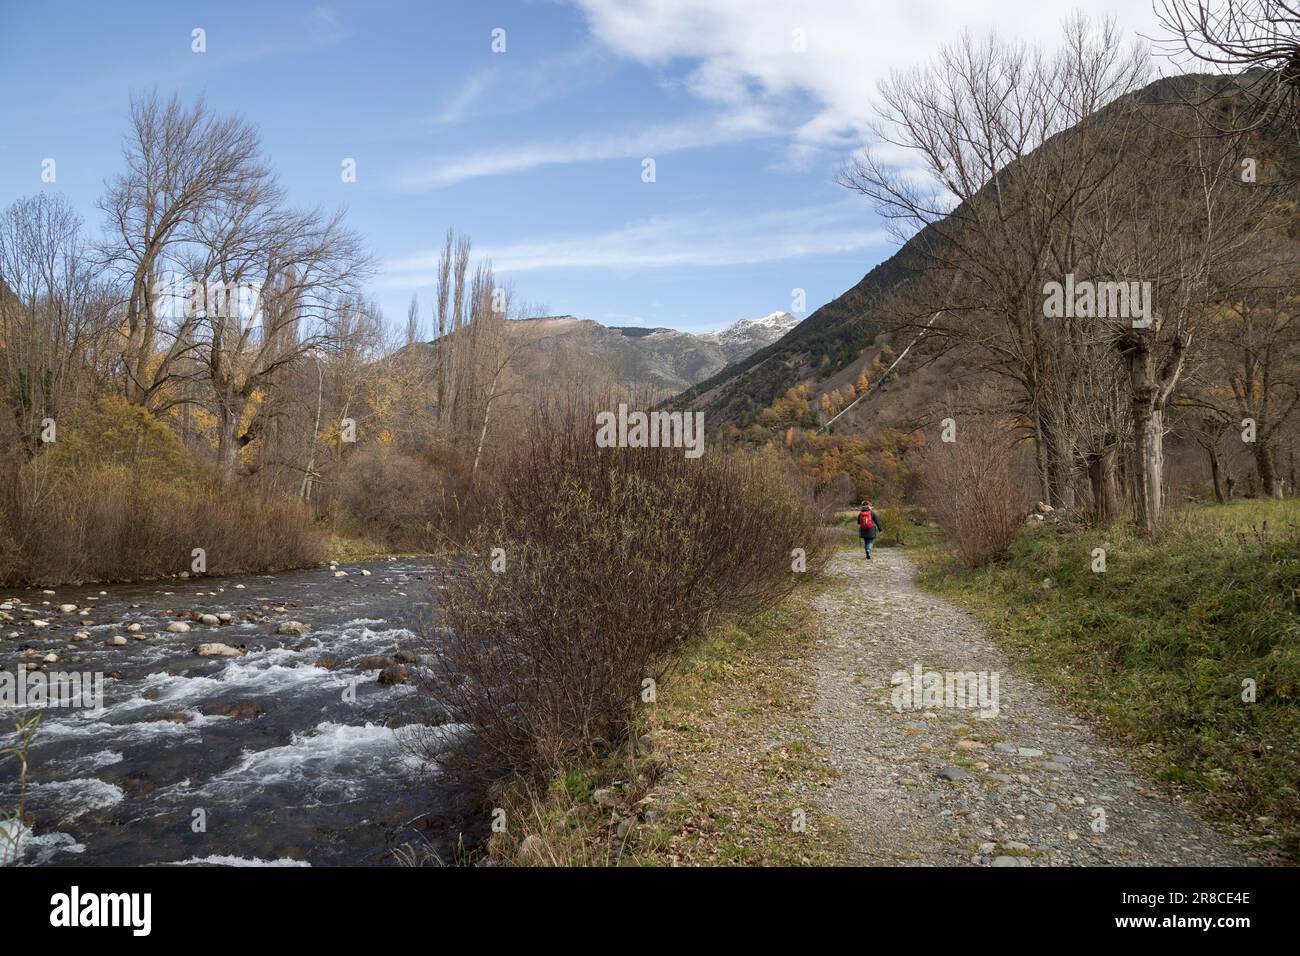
(0, 559, 482, 866)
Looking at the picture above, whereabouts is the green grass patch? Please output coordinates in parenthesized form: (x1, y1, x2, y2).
(916, 499, 1300, 863)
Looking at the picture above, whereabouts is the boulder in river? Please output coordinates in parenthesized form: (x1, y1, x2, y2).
(200, 700, 266, 719)
(109, 635, 128, 646)
(195, 642, 246, 657)
(166, 621, 191, 633)
(199, 614, 220, 626)
(277, 620, 309, 635)
(58, 604, 77, 613)
(377, 665, 411, 685)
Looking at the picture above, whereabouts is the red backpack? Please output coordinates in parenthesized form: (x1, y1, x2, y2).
(858, 509, 874, 531)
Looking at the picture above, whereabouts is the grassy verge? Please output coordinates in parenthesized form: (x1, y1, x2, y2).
(484, 575, 853, 866)
(320, 531, 418, 565)
(914, 498, 1300, 863)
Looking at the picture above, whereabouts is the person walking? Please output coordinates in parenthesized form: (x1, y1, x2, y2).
(857, 499, 882, 559)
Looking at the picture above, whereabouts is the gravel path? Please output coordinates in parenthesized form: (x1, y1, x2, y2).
(810, 544, 1251, 866)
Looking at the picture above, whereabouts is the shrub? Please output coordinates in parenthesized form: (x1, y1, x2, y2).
(332, 442, 488, 552)
(920, 419, 1023, 566)
(0, 461, 321, 585)
(416, 392, 829, 785)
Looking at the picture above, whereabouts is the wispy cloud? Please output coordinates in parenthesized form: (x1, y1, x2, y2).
(381, 202, 886, 285)
(427, 46, 615, 128)
(394, 111, 776, 188)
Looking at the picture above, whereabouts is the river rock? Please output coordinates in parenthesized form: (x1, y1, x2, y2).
(332, 571, 348, 578)
(125, 622, 142, 633)
(58, 604, 77, 613)
(195, 642, 246, 657)
(31, 620, 50, 628)
(277, 621, 309, 636)
(109, 635, 128, 646)
(217, 613, 233, 624)
(43, 653, 59, 663)
(200, 700, 266, 718)
(199, 614, 221, 626)
(167, 621, 191, 633)
(377, 665, 410, 685)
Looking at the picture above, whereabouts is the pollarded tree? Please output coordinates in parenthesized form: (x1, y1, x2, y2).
(839, 15, 1150, 510)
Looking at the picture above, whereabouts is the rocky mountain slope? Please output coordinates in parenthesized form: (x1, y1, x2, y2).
(408, 311, 801, 398)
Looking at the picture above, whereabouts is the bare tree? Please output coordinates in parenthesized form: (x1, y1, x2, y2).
(1155, 0, 1300, 138)
(405, 292, 420, 347)
(98, 92, 273, 411)
(187, 201, 369, 480)
(839, 15, 1150, 511)
(0, 194, 102, 458)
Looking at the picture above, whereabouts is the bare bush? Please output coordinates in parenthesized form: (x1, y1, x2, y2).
(416, 391, 829, 785)
(921, 419, 1024, 566)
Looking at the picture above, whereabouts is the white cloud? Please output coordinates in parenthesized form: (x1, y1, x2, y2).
(381, 202, 887, 285)
(570, 0, 1161, 154)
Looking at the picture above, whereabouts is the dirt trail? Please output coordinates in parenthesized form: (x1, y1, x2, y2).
(810, 545, 1250, 866)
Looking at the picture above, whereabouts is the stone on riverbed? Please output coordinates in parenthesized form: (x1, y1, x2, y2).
(199, 614, 221, 626)
(377, 665, 410, 685)
(277, 621, 309, 636)
(166, 621, 191, 634)
(109, 635, 128, 646)
(195, 642, 246, 658)
(200, 700, 266, 719)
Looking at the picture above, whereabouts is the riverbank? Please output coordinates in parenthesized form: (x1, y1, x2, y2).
(484, 573, 853, 866)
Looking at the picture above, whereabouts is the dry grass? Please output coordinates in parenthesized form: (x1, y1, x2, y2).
(483, 579, 854, 866)
(0, 463, 322, 586)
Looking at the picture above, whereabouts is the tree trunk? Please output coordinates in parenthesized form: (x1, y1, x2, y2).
(1253, 441, 1284, 499)
(1207, 445, 1225, 504)
(1121, 326, 1187, 535)
(216, 412, 240, 480)
(1086, 446, 1120, 523)
(1131, 404, 1163, 534)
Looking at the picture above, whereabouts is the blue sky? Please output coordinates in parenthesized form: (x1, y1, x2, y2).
(0, 0, 1162, 335)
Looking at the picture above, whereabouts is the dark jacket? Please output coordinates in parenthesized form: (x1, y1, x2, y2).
(858, 508, 882, 538)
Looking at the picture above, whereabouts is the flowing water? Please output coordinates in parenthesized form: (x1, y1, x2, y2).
(0, 559, 479, 867)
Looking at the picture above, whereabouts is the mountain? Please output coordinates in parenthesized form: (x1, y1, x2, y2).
(697, 311, 801, 364)
(402, 311, 802, 398)
(669, 72, 1297, 431)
